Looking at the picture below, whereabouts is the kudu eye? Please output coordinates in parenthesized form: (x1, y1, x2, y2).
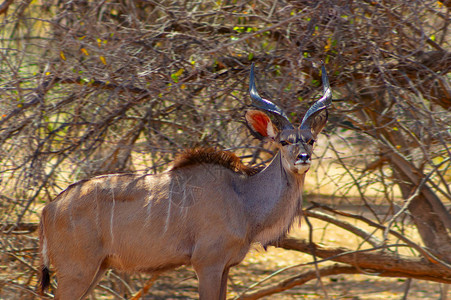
(280, 140, 290, 146)
(308, 139, 315, 146)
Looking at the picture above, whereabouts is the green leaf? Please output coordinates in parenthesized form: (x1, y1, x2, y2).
(325, 55, 330, 64)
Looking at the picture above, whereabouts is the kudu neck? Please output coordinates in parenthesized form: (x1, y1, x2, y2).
(242, 151, 305, 244)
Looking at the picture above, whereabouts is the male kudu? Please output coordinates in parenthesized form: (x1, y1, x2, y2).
(39, 63, 332, 299)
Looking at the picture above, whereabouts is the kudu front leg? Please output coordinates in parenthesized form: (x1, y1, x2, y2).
(194, 264, 228, 300)
(219, 267, 230, 300)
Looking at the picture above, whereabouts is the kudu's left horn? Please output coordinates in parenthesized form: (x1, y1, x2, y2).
(300, 63, 332, 130)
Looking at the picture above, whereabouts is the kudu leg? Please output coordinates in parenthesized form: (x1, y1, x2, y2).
(219, 267, 230, 300)
(53, 258, 105, 300)
(79, 258, 109, 299)
(194, 264, 227, 300)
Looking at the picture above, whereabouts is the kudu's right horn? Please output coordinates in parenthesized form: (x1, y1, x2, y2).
(249, 63, 294, 129)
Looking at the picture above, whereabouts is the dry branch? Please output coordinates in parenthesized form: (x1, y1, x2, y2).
(309, 202, 450, 267)
(0, 0, 13, 15)
(236, 264, 359, 300)
(389, 151, 451, 231)
(1, 222, 38, 234)
(304, 210, 381, 247)
(277, 237, 451, 283)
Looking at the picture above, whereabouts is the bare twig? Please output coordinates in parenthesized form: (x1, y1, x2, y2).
(0, 0, 13, 15)
(128, 272, 161, 300)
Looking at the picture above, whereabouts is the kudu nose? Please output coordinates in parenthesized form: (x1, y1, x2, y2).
(296, 153, 310, 164)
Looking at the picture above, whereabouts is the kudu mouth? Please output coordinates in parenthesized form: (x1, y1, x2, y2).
(295, 158, 311, 165)
(293, 159, 311, 174)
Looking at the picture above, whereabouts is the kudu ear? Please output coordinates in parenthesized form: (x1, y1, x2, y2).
(245, 110, 279, 140)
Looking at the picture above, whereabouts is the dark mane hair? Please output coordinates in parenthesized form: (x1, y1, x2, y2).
(171, 147, 260, 176)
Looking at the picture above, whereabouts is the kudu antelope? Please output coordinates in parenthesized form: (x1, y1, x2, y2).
(39, 63, 332, 299)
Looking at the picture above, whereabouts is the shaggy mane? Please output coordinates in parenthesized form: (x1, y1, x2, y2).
(171, 147, 260, 176)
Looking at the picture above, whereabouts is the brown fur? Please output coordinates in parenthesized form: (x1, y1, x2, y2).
(171, 147, 260, 176)
(51, 174, 148, 203)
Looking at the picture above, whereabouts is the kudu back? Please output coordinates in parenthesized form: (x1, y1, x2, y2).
(39, 63, 332, 299)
